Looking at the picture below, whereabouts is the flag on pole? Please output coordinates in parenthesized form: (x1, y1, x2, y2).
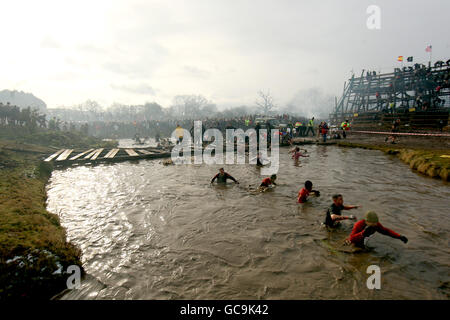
(407, 56, 413, 62)
(425, 45, 432, 52)
(397, 56, 403, 62)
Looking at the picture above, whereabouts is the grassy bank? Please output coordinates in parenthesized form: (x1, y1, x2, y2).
(0, 129, 117, 299)
(337, 141, 450, 181)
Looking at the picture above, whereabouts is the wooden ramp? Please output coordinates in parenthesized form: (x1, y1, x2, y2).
(44, 149, 65, 162)
(103, 148, 119, 159)
(56, 149, 73, 161)
(125, 149, 139, 156)
(90, 148, 104, 160)
(45, 146, 173, 167)
(137, 149, 151, 155)
(84, 149, 98, 159)
(69, 149, 94, 161)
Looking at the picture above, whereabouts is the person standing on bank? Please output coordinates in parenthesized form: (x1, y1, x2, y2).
(341, 120, 350, 139)
(305, 117, 315, 137)
(175, 124, 184, 144)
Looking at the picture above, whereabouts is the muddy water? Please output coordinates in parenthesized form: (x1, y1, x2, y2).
(46, 144, 450, 299)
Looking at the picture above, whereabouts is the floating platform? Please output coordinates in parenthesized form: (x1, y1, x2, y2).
(44, 147, 172, 167)
(44, 140, 337, 168)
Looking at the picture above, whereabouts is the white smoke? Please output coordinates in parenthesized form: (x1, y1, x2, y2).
(284, 87, 335, 119)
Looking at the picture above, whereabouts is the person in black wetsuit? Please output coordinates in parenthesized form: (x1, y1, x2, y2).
(211, 168, 239, 184)
(324, 194, 359, 228)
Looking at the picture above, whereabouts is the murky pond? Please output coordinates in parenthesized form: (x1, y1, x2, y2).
(46, 143, 450, 299)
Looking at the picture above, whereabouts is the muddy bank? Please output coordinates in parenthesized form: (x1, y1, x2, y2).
(336, 133, 450, 181)
(0, 132, 117, 299)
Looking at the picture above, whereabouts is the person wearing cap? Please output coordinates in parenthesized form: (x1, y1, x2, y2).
(345, 211, 408, 247)
(211, 168, 239, 184)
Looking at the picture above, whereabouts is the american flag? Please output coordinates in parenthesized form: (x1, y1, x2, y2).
(425, 45, 432, 52)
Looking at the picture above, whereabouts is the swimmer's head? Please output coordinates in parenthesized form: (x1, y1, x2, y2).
(270, 174, 277, 181)
(365, 211, 379, 226)
(305, 180, 313, 191)
(332, 194, 343, 206)
(295, 147, 300, 151)
(219, 168, 225, 174)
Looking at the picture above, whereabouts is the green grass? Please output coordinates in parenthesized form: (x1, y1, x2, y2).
(0, 129, 117, 299)
(0, 126, 117, 150)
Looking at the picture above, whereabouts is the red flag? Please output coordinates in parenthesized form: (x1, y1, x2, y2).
(397, 56, 403, 62)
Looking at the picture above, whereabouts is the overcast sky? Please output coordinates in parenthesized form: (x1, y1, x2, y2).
(0, 0, 449, 111)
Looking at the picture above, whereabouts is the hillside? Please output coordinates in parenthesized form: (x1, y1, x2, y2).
(0, 90, 47, 112)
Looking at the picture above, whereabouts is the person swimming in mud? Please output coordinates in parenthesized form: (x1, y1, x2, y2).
(297, 180, 320, 203)
(323, 194, 358, 228)
(290, 146, 309, 161)
(345, 211, 408, 248)
(259, 174, 277, 190)
(211, 168, 239, 184)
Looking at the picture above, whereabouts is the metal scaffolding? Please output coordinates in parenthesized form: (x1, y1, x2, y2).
(330, 60, 450, 124)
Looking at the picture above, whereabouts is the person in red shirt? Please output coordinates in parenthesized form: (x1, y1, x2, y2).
(297, 180, 320, 203)
(290, 146, 309, 161)
(260, 174, 277, 190)
(345, 211, 408, 248)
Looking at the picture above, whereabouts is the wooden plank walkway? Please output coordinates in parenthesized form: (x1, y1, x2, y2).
(84, 149, 98, 159)
(137, 149, 151, 155)
(56, 149, 74, 161)
(90, 148, 104, 160)
(103, 148, 119, 159)
(46, 146, 173, 167)
(125, 149, 139, 156)
(69, 149, 94, 161)
(44, 149, 65, 162)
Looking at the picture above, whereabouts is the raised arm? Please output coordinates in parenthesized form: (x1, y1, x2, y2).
(211, 174, 218, 184)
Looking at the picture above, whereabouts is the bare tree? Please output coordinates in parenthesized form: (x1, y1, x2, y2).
(172, 94, 211, 119)
(256, 90, 276, 114)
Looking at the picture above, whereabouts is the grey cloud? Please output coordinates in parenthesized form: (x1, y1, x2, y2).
(110, 83, 156, 95)
(183, 66, 211, 79)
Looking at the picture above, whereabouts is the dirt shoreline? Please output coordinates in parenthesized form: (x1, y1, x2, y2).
(0, 130, 117, 299)
(337, 133, 450, 181)
(291, 133, 450, 181)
